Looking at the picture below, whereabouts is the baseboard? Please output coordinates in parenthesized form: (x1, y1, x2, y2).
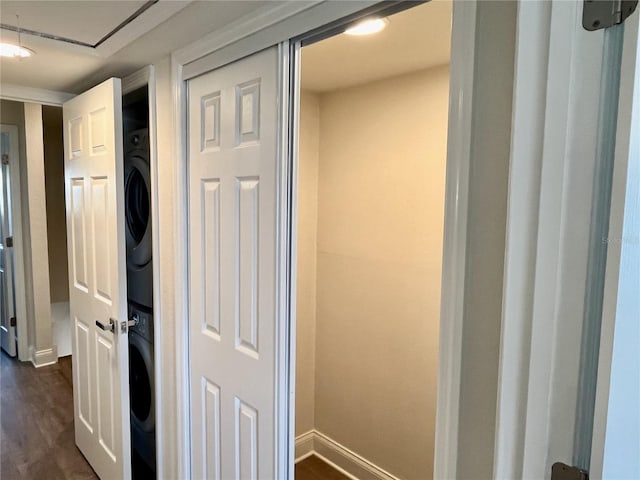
(295, 430, 315, 462)
(29, 345, 58, 368)
(295, 430, 400, 480)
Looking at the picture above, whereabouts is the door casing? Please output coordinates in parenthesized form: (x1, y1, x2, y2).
(171, 1, 480, 478)
(0, 124, 28, 361)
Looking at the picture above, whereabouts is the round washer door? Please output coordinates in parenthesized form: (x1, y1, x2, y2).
(129, 332, 155, 433)
(125, 153, 152, 267)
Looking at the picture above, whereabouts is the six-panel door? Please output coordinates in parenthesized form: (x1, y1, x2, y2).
(63, 78, 131, 480)
(188, 47, 279, 479)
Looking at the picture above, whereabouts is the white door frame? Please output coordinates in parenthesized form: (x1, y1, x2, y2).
(171, 1, 479, 478)
(0, 124, 28, 361)
(121, 65, 166, 478)
(494, 2, 640, 477)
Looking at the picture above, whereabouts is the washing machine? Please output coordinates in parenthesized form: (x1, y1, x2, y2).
(124, 129, 153, 309)
(128, 303, 156, 477)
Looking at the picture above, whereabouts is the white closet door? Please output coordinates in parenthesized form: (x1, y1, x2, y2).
(188, 47, 279, 479)
(63, 78, 130, 480)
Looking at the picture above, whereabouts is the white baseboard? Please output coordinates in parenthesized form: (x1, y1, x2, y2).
(295, 430, 400, 480)
(29, 345, 58, 368)
(295, 430, 315, 462)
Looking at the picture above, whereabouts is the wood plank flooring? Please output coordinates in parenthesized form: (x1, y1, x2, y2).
(295, 455, 351, 480)
(1, 351, 350, 480)
(0, 352, 98, 480)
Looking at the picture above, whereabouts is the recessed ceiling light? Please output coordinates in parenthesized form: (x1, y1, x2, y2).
(345, 18, 388, 36)
(0, 42, 34, 58)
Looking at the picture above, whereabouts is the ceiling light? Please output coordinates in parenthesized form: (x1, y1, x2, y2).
(0, 42, 33, 58)
(1, 15, 34, 58)
(345, 18, 388, 36)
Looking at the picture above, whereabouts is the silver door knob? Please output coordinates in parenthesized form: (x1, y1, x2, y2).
(95, 319, 115, 332)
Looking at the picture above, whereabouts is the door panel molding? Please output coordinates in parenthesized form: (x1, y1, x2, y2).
(63, 77, 130, 480)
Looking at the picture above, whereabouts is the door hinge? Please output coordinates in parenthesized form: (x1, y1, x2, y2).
(551, 462, 589, 480)
(1, 154, 8, 165)
(9, 317, 16, 327)
(583, 0, 638, 31)
(5, 236, 13, 248)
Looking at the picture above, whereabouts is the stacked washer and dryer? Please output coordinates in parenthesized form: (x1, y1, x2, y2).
(123, 88, 156, 479)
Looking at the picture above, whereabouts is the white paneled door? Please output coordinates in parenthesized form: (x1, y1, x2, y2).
(188, 47, 280, 479)
(63, 78, 131, 480)
(0, 126, 17, 357)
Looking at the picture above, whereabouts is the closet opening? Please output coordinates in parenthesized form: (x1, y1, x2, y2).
(293, 1, 452, 479)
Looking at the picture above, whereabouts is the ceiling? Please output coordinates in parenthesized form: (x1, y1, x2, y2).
(0, 1, 151, 46)
(0, 1, 269, 93)
(301, 0, 452, 93)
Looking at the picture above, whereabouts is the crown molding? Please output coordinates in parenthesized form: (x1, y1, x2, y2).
(0, 83, 74, 106)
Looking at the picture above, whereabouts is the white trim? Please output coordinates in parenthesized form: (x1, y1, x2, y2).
(0, 124, 28, 362)
(311, 453, 359, 480)
(494, 1, 636, 476)
(293, 430, 400, 480)
(122, 66, 153, 95)
(171, 54, 190, 480)
(122, 64, 166, 478)
(433, 1, 476, 478)
(294, 430, 314, 462)
(29, 345, 58, 368)
(288, 40, 302, 478)
(493, 2, 551, 477)
(275, 41, 294, 480)
(146, 64, 164, 480)
(0, 84, 74, 106)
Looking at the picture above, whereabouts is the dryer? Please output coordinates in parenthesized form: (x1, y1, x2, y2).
(124, 129, 153, 309)
(128, 303, 156, 477)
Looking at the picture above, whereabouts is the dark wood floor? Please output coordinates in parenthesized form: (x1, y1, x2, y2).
(1, 351, 349, 480)
(0, 352, 98, 480)
(295, 455, 350, 480)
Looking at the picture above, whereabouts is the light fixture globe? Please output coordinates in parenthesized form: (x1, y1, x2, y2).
(0, 42, 34, 58)
(345, 18, 388, 36)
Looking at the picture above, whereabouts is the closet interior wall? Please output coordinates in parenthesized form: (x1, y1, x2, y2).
(296, 65, 450, 479)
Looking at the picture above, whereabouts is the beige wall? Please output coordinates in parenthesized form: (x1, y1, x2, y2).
(297, 66, 449, 479)
(42, 106, 69, 303)
(295, 91, 320, 436)
(23, 103, 54, 358)
(1, 100, 57, 363)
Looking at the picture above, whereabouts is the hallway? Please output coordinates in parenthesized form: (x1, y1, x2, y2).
(0, 353, 97, 479)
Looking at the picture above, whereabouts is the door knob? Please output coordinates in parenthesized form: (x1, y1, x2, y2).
(96, 318, 115, 332)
